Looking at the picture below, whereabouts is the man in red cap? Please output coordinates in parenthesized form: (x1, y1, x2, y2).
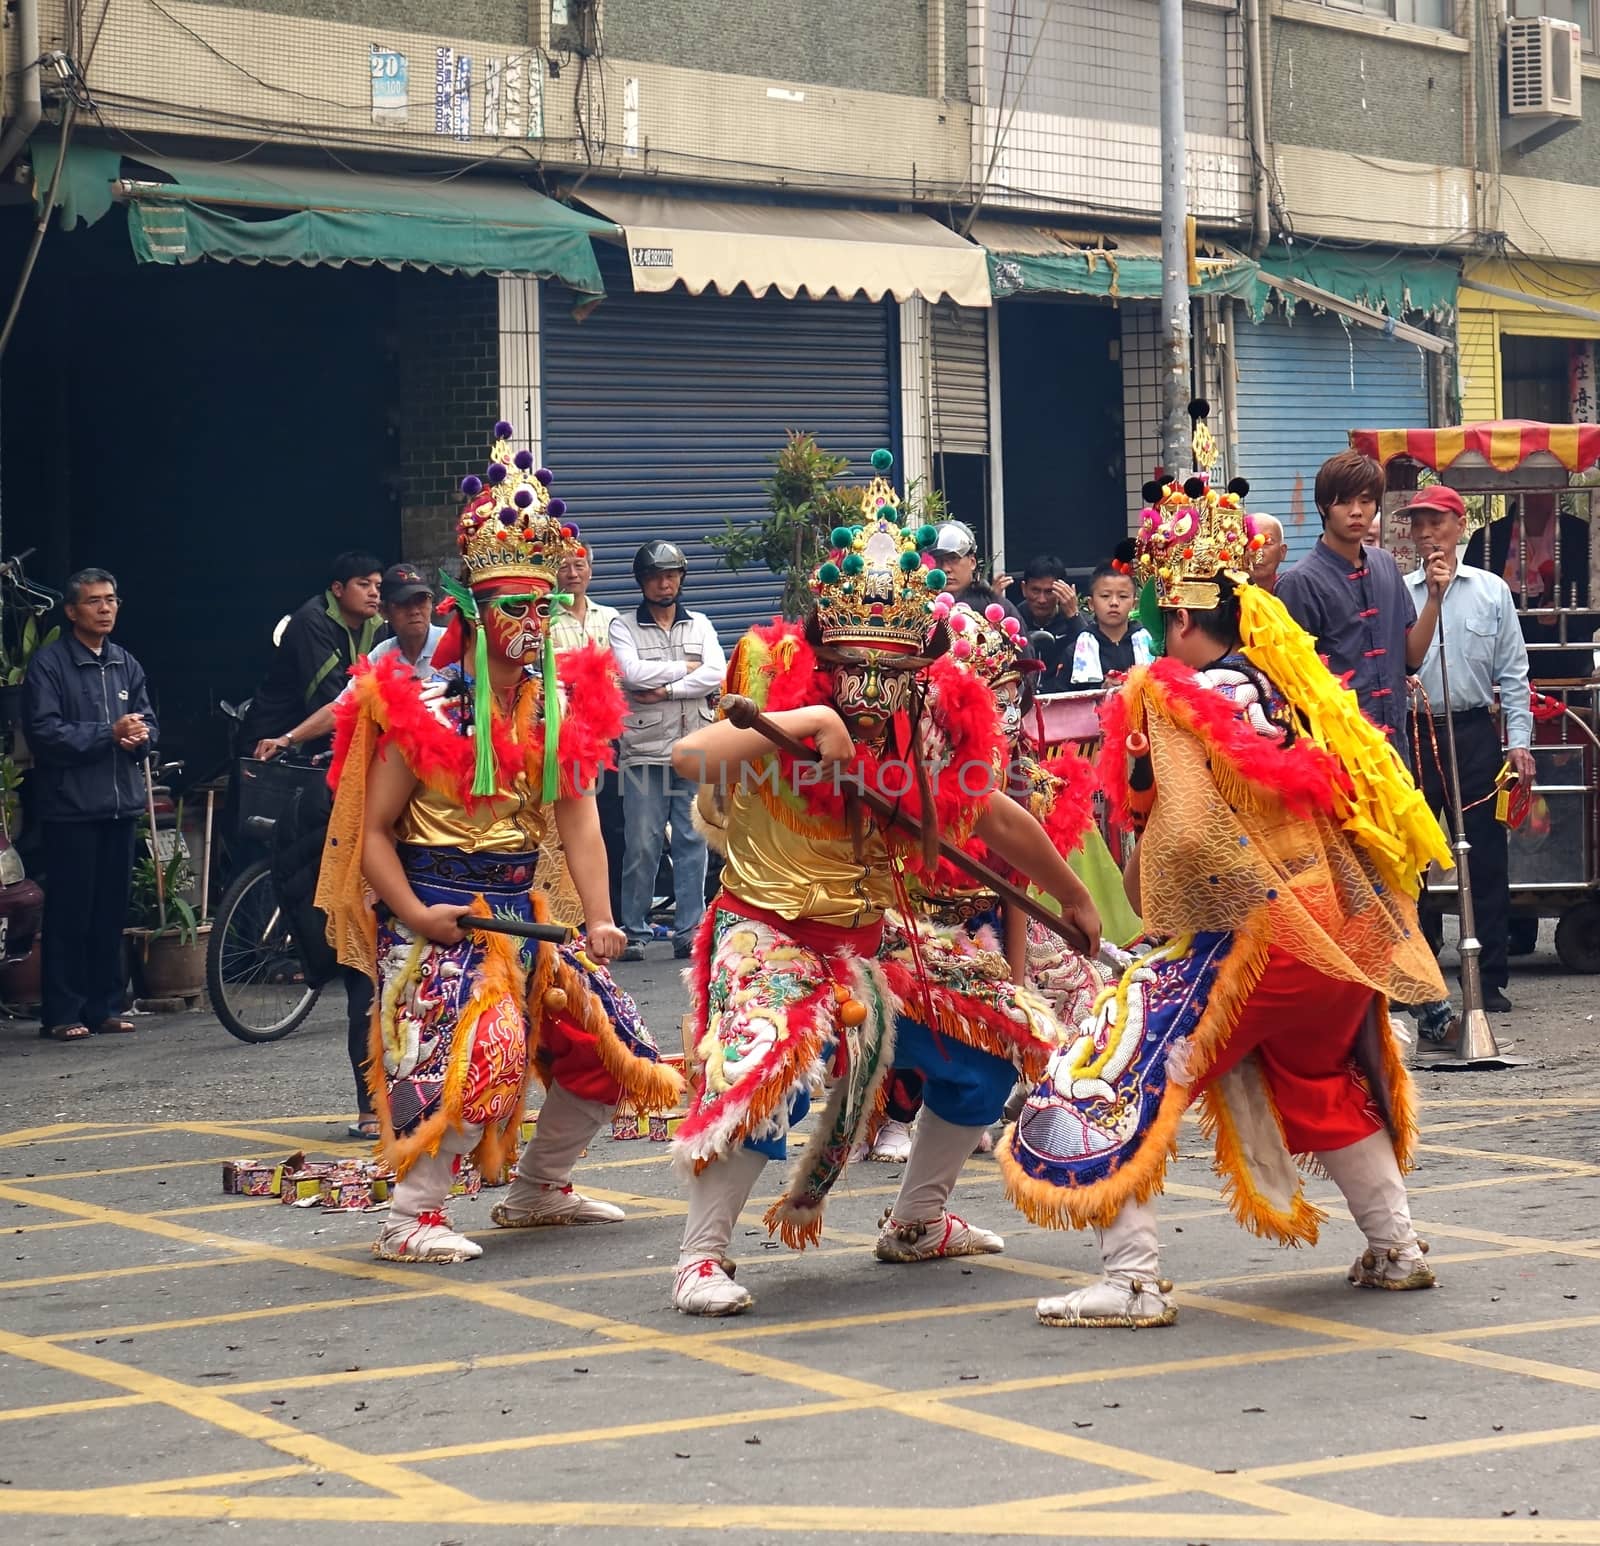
(1402, 485, 1533, 1018)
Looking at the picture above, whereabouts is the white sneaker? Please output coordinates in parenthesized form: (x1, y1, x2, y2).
(1036, 1274, 1177, 1328)
(490, 1182, 625, 1228)
(874, 1210, 1004, 1262)
(868, 1119, 913, 1163)
(372, 1210, 483, 1264)
(673, 1256, 753, 1316)
(1348, 1242, 1436, 1291)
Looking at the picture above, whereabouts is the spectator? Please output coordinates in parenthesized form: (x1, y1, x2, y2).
(242, 549, 386, 1139)
(549, 549, 624, 925)
(258, 564, 443, 757)
(1249, 514, 1288, 593)
(243, 551, 385, 758)
(1012, 554, 1080, 640)
(1403, 486, 1533, 1016)
(23, 568, 155, 1042)
(1044, 562, 1155, 689)
(930, 520, 1023, 623)
(609, 541, 726, 960)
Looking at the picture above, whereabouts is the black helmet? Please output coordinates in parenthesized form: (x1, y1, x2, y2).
(633, 540, 688, 583)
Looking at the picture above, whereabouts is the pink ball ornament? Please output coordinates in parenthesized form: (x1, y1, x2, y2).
(952, 637, 973, 660)
(984, 603, 1005, 624)
(947, 611, 968, 634)
(1002, 616, 1022, 637)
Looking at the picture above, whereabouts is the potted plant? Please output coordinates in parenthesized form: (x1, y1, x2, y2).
(0, 614, 59, 732)
(126, 816, 210, 999)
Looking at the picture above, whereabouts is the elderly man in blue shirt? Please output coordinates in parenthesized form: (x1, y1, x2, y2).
(1402, 486, 1535, 1017)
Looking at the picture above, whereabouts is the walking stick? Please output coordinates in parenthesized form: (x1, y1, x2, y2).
(143, 754, 167, 933)
(1421, 580, 1525, 1070)
(717, 694, 1092, 954)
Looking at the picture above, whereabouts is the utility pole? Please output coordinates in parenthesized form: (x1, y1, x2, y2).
(1159, 0, 1191, 477)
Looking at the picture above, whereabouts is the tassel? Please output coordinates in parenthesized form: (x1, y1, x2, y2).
(469, 614, 496, 798)
(541, 590, 572, 804)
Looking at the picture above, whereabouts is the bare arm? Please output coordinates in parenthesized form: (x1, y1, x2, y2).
(1003, 900, 1030, 985)
(671, 704, 854, 786)
(1123, 842, 1143, 915)
(361, 742, 466, 946)
(553, 794, 626, 962)
(975, 794, 1101, 956)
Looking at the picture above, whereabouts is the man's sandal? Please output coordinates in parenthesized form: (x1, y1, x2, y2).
(92, 1019, 137, 1034)
(40, 1023, 90, 1042)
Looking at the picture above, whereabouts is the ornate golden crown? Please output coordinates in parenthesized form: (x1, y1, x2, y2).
(456, 421, 584, 589)
(810, 449, 945, 652)
(931, 596, 1029, 684)
(1135, 402, 1256, 609)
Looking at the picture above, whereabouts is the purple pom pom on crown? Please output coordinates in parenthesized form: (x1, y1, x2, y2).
(513, 449, 535, 471)
(534, 468, 553, 486)
(499, 507, 519, 526)
(513, 487, 534, 508)
(547, 497, 567, 517)
(493, 420, 515, 440)
(460, 474, 484, 497)
(564, 520, 580, 537)
(485, 462, 507, 485)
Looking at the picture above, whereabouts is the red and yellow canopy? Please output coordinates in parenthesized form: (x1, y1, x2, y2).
(1349, 420, 1600, 474)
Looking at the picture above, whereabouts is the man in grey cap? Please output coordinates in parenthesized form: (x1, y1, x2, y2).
(929, 519, 1023, 624)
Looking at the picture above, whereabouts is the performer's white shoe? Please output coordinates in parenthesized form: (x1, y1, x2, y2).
(1316, 1131, 1437, 1292)
(491, 1182, 625, 1227)
(875, 1209, 1004, 1261)
(673, 1257, 753, 1316)
(868, 1118, 914, 1162)
(1036, 1199, 1176, 1328)
(373, 1210, 483, 1264)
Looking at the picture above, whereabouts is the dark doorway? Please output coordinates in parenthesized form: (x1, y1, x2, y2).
(0, 212, 401, 767)
(1501, 334, 1572, 422)
(998, 300, 1123, 573)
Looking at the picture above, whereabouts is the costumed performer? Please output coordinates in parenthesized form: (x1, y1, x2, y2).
(668, 452, 1102, 1316)
(317, 421, 682, 1265)
(999, 450, 1452, 1328)
(864, 596, 1105, 1170)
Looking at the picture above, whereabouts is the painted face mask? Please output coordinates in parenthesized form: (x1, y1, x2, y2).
(484, 594, 547, 664)
(993, 678, 1024, 746)
(830, 652, 917, 743)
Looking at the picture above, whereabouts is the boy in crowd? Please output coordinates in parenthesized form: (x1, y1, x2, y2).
(1044, 563, 1155, 690)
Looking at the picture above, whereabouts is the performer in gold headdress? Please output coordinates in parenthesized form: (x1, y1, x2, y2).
(317, 421, 681, 1266)
(667, 451, 1101, 1316)
(1000, 422, 1451, 1328)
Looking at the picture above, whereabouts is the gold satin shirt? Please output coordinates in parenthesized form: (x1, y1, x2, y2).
(393, 770, 550, 854)
(720, 771, 896, 927)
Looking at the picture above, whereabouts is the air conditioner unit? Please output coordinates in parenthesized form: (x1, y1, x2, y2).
(1506, 15, 1582, 119)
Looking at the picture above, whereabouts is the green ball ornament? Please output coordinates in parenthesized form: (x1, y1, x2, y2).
(898, 550, 919, 572)
(817, 561, 841, 585)
(925, 568, 946, 590)
(830, 525, 855, 550)
(842, 552, 865, 576)
(915, 524, 938, 549)
(871, 448, 894, 473)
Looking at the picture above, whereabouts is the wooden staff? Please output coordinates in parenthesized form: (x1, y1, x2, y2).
(719, 693, 1090, 953)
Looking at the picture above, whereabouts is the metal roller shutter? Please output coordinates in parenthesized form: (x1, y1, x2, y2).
(1234, 307, 1432, 564)
(929, 301, 989, 454)
(541, 248, 895, 646)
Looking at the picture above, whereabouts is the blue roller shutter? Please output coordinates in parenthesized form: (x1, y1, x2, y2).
(542, 248, 895, 646)
(1234, 307, 1432, 564)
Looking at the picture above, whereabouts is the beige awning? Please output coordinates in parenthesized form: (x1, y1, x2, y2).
(579, 189, 991, 308)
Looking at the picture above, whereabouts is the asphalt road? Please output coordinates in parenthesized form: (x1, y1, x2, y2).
(0, 927, 1596, 1546)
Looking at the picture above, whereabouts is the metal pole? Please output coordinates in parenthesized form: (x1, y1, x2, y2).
(1159, 0, 1191, 477)
(1423, 591, 1525, 1070)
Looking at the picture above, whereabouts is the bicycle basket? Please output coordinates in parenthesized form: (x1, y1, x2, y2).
(238, 759, 328, 831)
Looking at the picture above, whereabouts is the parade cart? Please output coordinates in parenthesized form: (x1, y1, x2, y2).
(1025, 688, 1130, 863)
(1349, 421, 1600, 973)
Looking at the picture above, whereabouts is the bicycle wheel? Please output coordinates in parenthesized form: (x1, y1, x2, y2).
(206, 858, 322, 1043)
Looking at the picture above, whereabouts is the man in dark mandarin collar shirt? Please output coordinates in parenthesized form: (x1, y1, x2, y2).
(1276, 450, 1448, 755)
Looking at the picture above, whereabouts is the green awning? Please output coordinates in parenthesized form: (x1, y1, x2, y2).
(32, 139, 613, 295)
(974, 221, 1260, 302)
(1245, 243, 1458, 323)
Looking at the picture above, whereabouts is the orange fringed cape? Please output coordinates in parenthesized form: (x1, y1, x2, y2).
(999, 658, 1444, 1246)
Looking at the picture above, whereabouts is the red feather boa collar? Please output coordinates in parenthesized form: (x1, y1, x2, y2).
(737, 622, 1007, 871)
(329, 644, 623, 809)
(1098, 657, 1345, 828)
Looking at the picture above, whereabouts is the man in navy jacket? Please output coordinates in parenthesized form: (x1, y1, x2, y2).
(23, 568, 156, 1041)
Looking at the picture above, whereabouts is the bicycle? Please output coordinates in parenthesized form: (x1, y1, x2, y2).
(205, 754, 329, 1043)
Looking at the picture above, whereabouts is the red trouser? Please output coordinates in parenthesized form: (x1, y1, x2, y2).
(1195, 946, 1384, 1154)
(535, 1010, 624, 1106)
